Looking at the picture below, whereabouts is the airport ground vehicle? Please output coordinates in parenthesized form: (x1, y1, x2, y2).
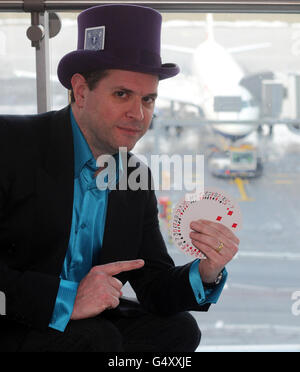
(208, 144, 263, 179)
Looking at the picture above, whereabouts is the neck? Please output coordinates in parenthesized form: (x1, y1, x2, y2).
(71, 103, 115, 159)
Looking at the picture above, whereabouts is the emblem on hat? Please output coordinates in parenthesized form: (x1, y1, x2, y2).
(84, 26, 105, 51)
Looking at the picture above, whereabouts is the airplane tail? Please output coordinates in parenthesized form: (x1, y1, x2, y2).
(206, 14, 215, 42)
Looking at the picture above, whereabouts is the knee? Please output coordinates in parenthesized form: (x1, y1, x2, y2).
(68, 318, 124, 352)
(89, 320, 123, 352)
(172, 312, 201, 352)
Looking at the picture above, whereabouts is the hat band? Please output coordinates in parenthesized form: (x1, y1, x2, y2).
(92, 47, 162, 67)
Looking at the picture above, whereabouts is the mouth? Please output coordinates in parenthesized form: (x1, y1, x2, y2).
(117, 126, 142, 135)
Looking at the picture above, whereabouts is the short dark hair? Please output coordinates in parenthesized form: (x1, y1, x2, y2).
(69, 69, 110, 103)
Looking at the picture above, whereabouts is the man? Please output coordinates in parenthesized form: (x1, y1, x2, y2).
(0, 4, 239, 352)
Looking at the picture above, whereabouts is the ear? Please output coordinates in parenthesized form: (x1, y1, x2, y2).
(70, 73, 88, 108)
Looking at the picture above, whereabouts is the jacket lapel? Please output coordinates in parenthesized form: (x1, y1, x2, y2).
(35, 106, 75, 274)
(99, 164, 142, 268)
(99, 189, 129, 265)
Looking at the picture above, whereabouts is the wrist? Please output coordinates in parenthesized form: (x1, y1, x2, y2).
(198, 261, 223, 283)
(202, 270, 224, 288)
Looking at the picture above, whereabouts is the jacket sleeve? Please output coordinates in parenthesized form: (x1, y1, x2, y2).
(0, 119, 61, 331)
(128, 182, 211, 315)
(0, 262, 61, 330)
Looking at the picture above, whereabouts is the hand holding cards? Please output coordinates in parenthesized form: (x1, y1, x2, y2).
(171, 188, 242, 259)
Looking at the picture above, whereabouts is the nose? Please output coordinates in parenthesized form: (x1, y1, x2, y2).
(126, 97, 144, 121)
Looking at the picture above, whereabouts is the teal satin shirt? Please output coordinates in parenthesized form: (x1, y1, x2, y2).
(49, 108, 227, 332)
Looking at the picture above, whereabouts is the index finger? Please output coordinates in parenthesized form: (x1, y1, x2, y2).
(100, 259, 145, 276)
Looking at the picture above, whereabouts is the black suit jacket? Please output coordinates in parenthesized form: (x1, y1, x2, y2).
(0, 106, 209, 348)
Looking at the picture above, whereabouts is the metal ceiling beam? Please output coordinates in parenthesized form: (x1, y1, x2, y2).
(1, 0, 300, 13)
(23, 0, 44, 12)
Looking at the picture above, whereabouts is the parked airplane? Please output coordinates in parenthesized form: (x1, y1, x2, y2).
(157, 15, 279, 142)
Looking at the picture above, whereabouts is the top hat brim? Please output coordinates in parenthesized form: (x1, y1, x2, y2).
(57, 50, 180, 90)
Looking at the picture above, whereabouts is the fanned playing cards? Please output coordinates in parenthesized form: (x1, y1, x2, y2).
(171, 188, 242, 259)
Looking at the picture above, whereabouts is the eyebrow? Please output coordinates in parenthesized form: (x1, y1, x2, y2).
(113, 86, 158, 99)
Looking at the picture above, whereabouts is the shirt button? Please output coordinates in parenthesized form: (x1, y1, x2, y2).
(81, 223, 86, 229)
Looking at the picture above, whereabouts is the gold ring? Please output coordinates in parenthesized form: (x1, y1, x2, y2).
(216, 241, 224, 253)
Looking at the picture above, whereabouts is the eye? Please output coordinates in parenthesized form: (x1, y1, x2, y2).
(143, 96, 156, 104)
(114, 90, 128, 98)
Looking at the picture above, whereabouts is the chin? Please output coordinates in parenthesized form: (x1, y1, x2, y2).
(117, 141, 136, 152)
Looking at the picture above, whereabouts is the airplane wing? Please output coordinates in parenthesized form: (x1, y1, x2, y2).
(227, 42, 272, 54)
(163, 42, 272, 56)
(162, 44, 194, 55)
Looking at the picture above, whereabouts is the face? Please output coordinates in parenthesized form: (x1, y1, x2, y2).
(71, 69, 159, 157)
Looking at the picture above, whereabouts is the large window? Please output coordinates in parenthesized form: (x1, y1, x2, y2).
(0, 14, 36, 114)
(156, 13, 300, 349)
(1, 8, 300, 350)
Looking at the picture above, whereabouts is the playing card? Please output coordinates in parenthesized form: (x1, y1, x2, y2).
(84, 26, 105, 51)
(171, 187, 242, 259)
